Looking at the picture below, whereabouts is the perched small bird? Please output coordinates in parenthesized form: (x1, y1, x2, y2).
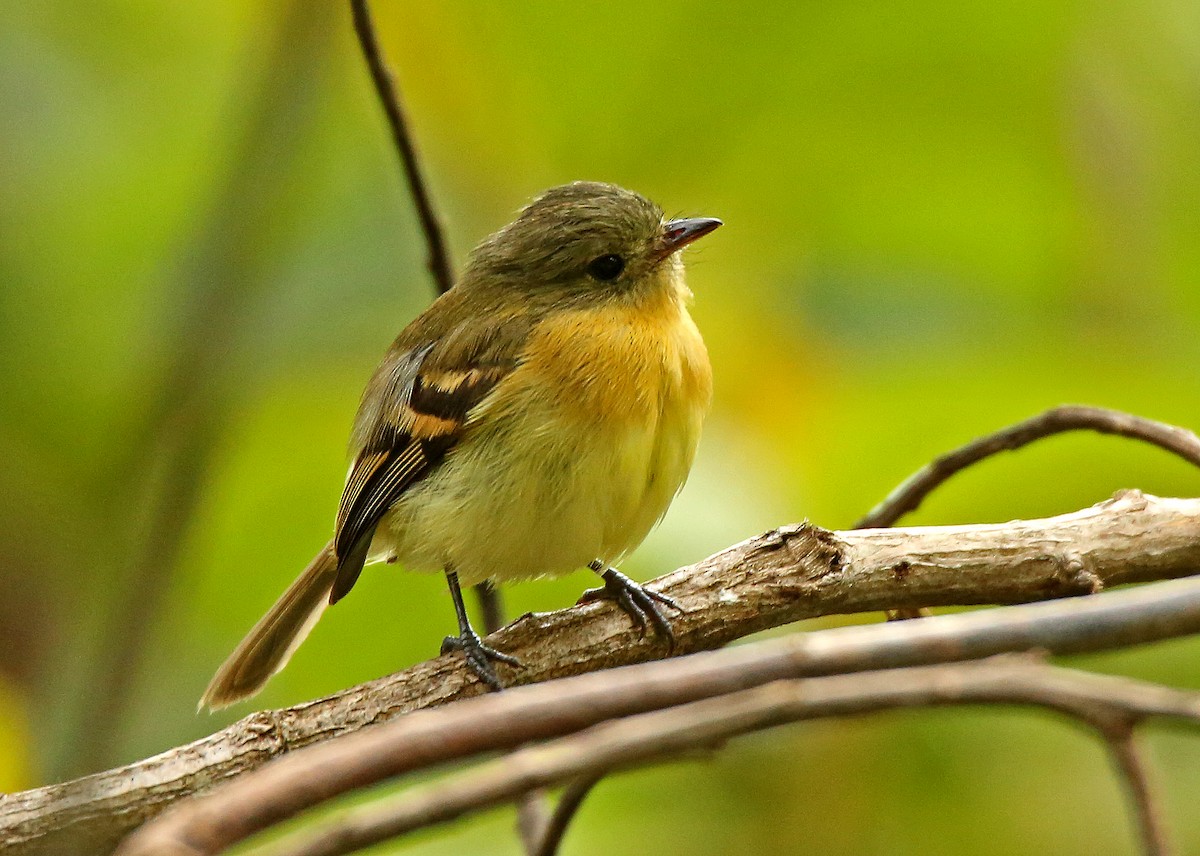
(201, 181, 720, 709)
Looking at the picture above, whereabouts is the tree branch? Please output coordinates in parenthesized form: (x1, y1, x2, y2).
(113, 571, 1200, 854)
(531, 776, 601, 856)
(1099, 722, 1172, 856)
(349, 5, 544, 846)
(349, 0, 510, 675)
(237, 657, 1200, 856)
(520, 403, 1200, 844)
(6, 492, 1200, 855)
(349, 0, 454, 294)
(856, 405, 1200, 529)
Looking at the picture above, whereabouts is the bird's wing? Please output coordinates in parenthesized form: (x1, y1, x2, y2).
(329, 315, 529, 603)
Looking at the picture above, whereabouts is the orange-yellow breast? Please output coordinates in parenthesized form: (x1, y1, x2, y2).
(375, 275, 712, 586)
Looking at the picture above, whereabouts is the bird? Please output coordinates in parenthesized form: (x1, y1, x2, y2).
(201, 181, 720, 709)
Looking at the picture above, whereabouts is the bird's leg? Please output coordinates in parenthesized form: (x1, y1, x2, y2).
(440, 568, 520, 690)
(577, 560, 681, 650)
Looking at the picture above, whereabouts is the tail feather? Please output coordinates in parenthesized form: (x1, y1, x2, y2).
(200, 541, 339, 711)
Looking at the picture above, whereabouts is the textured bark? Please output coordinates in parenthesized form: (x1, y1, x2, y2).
(3, 490, 1199, 856)
(226, 659, 1200, 856)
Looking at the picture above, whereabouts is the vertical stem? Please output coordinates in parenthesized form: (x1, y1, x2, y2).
(349, 0, 455, 295)
(1103, 724, 1171, 856)
(533, 775, 603, 856)
(475, 580, 506, 636)
(348, 0, 507, 652)
(349, 2, 534, 845)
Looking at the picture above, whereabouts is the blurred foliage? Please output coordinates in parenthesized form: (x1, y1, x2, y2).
(1, 0, 1199, 853)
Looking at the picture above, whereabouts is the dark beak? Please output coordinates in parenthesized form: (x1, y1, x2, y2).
(660, 217, 723, 255)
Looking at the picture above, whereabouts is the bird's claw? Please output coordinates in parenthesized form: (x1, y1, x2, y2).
(440, 631, 521, 691)
(578, 566, 680, 651)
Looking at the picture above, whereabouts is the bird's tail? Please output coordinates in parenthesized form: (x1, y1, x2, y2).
(199, 541, 338, 711)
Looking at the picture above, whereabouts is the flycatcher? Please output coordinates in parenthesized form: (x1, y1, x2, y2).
(201, 181, 720, 709)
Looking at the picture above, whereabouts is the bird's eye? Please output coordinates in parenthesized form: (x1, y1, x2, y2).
(586, 254, 625, 281)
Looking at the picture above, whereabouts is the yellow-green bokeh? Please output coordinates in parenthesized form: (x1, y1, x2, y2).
(2, 1, 1199, 853)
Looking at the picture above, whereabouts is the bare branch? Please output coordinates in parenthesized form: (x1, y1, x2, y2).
(339, 25, 1200, 853)
(348, 0, 510, 715)
(514, 788, 550, 856)
(851, 407, 1199, 851)
(1099, 723, 1172, 856)
(475, 579, 546, 856)
(7, 492, 1200, 856)
(856, 405, 1200, 529)
(114, 574, 1200, 856)
(349, 0, 455, 294)
(532, 776, 601, 856)
(184, 659, 1200, 856)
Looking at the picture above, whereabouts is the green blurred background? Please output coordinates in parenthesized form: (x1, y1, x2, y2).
(3, 1, 1200, 853)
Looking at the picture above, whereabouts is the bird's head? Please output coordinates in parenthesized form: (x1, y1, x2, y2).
(464, 181, 721, 305)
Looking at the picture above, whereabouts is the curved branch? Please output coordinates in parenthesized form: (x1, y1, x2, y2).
(1099, 723, 1171, 856)
(348, 0, 509, 722)
(349, 0, 455, 294)
(523, 403, 1200, 848)
(6, 492, 1200, 856)
(532, 776, 601, 856)
(125, 593, 1200, 856)
(239, 658, 1200, 856)
(855, 405, 1200, 529)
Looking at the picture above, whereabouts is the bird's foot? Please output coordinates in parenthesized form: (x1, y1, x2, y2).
(578, 564, 680, 651)
(440, 630, 521, 691)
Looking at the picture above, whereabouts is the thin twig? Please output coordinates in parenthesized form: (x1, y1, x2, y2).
(1098, 722, 1172, 856)
(850, 405, 1200, 845)
(474, 579, 506, 636)
(348, 0, 507, 692)
(533, 776, 602, 856)
(241, 659, 1200, 856)
(349, 0, 455, 294)
(12, 492, 1200, 856)
(856, 405, 1200, 529)
(515, 788, 551, 856)
(536, 404, 1200, 842)
(347, 12, 541, 846)
(469, 577, 545, 855)
(113, 575, 1200, 856)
